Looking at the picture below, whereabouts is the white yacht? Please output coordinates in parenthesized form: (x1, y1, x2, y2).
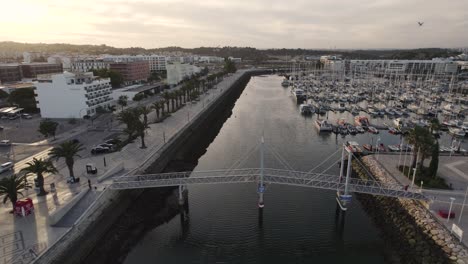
(449, 127, 466, 137)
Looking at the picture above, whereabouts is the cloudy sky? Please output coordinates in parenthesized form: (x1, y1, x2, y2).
(1, 0, 467, 49)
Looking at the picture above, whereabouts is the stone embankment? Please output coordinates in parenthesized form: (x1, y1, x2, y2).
(354, 156, 468, 264)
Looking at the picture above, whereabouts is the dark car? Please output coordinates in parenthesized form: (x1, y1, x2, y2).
(91, 146, 110, 154)
(71, 139, 80, 144)
(105, 138, 121, 145)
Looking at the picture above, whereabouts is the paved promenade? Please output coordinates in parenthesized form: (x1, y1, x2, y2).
(0, 71, 247, 264)
(376, 153, 468, 246)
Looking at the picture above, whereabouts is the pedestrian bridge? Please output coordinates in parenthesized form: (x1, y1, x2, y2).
(110, 167, 428, 201)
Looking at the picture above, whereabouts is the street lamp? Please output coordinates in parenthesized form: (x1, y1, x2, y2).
(376, 137, 381, 160)
(411, 168, 417, 189)
(448, 197, 456, 223)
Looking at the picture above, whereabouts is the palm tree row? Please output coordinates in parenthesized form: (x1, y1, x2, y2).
(117, 106, 150, 148)
(1, 140, 84, 210)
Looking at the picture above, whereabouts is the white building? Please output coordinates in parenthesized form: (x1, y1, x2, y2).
(71, 58, 110, 72)
(136, 55, 167, 72)
(320, 56, 344, 72)
(102, 54, 168, 72)
(348, 59, 459, 74)
(166, 62, 201, 85)
(48, 55, 73, 71)
(34, 72, 113, 118)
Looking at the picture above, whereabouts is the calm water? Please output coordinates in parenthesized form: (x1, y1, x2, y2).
(123, 75, 449, 264)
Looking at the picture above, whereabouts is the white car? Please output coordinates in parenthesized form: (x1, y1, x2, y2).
(0, 162, 14, 173)
(0, 140, 11, 146)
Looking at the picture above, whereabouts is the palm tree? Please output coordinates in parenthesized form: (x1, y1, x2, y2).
(406, 126, 434, 170)
(152, 102, 161, 121)
(117, 109, 138, 141)
(170, 92, 176, 112)
(49, 141, 84, 182)
(135, 118, 149, 149)
(0, 174, 30, 211)
(429, 118, 440, 134)
(159, 101, 166, 117)
(139, 106, 152, 126)
(20, 158, 57, 196)
(163, 92, 171, 113)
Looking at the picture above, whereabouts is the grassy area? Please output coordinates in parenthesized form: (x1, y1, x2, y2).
(398, 165, 451, 189)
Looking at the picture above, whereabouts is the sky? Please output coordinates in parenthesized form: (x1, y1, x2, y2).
(1, 0, 467, 49)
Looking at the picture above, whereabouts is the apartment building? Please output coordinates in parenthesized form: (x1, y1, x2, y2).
(109, 61, 150, 85)
(34, 72, 113, 118)
(0, 63, 63, 83)
(348, 60, 459, 75)
(71, 58, 110, 72)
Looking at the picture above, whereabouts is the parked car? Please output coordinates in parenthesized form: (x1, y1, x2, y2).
(91, 146, 110, 155)
(8, 115, 19, 120)
(105, 138, 121, 145)
(1, 116, 9, 120)
(98, 143, 113, 149)
(0, 140, 11, 146)
(71, 139, 80, 144)
(21, 113, 32, 119)
(0, 162, 14, 173)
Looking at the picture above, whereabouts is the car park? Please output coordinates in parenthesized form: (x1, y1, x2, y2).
(91, 146, 110, 154)
(0, 162, 14, 173)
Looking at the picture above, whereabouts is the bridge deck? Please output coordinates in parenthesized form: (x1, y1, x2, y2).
(110, 168, 427, 201)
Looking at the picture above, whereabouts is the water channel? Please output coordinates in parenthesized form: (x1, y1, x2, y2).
(119, 74, 429, 263)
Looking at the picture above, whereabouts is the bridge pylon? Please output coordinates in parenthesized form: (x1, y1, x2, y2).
(258, 136, 265, 208)
(336, 144, 353, 211)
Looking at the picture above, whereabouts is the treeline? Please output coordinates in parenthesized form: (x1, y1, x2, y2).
(0, 41, 459, 61)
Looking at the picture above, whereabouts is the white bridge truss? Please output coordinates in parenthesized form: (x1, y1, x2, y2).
(110, 168, 428, 201)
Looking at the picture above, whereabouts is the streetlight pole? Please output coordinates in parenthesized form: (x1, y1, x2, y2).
(458, 185, 468, 224)
(448, 197, 455, 223)
(376, 137, 381, 160)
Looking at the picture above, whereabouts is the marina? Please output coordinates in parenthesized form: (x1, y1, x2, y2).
(281, 69, 468, 154)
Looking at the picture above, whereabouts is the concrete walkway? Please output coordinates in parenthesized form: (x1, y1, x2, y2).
(0, 71, 247, 264)
(376, 153, 468, 246)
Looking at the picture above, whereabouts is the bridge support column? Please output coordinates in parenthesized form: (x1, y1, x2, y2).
(178, 185, 185, 206)
(258, 136, 265, 208)
(336, 145, 353, 212)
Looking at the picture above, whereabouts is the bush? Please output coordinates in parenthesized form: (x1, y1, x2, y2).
(398, 165, 450, 189)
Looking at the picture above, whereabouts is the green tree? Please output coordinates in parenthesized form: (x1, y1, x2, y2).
(117, 95, 128, 111)
(428, 141, 439, 178)
(0, 174, 31, 211)
(406, 126, 434, 169)
(429, 118, 440, 133)
(0, 90, 9, 99)
(49, 141, 84, 182)
(20, 158, 57, 196)
(117, 109, 138, 141)
(162, 92, 171, 113)
(134, 114, 149, 149)
(139, 106, 152, 126)
(8, 88, 38, 112)
(152, 102, 162, 120)
(133, 93, 145, 102)
(93, 69, 123, 88)
(38, 119, 59, 139)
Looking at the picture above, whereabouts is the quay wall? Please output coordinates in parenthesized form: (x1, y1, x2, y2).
(33, 70, 260, 264)
(353, 156, 468, 264)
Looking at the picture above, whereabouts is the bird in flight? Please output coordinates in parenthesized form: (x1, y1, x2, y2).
(418, 22, 424, 26)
